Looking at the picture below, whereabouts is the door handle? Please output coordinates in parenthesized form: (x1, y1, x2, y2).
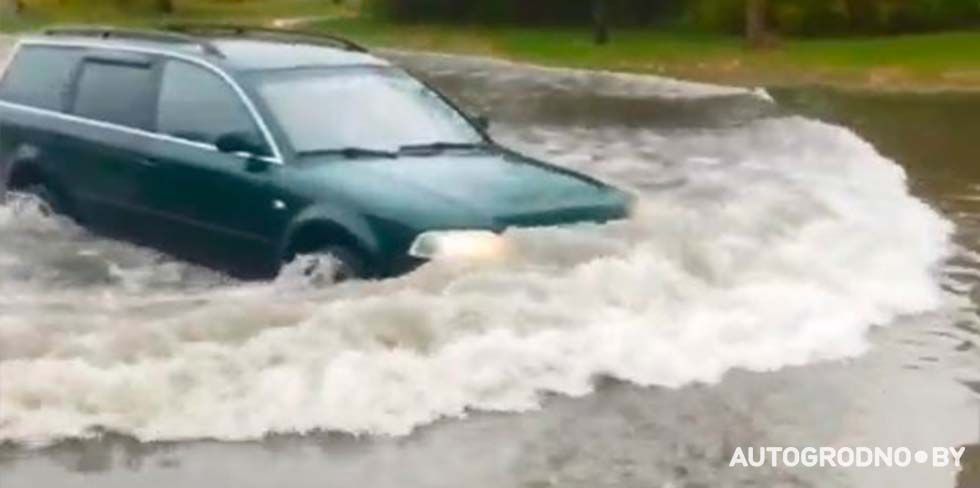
(136, 157, 160, 168)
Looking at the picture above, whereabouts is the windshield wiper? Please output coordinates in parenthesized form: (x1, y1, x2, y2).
(398, 142, 487, 154)
(297, 147, 398, 159)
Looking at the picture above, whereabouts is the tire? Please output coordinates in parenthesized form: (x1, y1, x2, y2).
(293, 245, 368, 285)
(8, 182, 63, 217)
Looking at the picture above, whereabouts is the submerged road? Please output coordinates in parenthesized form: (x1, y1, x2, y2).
(0, 38, 978, 487)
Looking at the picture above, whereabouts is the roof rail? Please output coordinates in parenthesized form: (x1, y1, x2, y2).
(161, 23, 369, 53)
(43, 25, 225, 58)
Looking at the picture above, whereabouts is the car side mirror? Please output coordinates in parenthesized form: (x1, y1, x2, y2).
(215, 132, 266, 157)
(473, 114, 490, 132)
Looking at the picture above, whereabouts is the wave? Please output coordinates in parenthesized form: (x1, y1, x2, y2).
(0, 116, 954, 445)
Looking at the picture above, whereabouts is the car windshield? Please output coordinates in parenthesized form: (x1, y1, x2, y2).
(257, 67, 484, 156)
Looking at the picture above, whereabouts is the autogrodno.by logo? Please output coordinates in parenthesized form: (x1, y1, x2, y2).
(729, 446, 966, 469)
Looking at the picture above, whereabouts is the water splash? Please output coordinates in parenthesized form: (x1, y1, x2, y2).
(0, 115, 955, 445)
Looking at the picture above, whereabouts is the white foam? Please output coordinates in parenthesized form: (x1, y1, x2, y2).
(0, 117, 954, 444)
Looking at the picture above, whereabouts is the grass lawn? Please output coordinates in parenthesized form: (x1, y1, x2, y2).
(314, 18, 980, 91)
(3, 4, 978, 91)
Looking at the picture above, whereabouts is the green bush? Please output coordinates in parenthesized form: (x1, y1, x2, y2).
(771, 0, 850, 35)
(365, 0, 681, 26)
(688, 0, 980, 35)
(367, 0, 980, 35)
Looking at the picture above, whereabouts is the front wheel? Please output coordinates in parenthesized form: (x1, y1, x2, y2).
(6, 182, 64, 217)
(285, 245, 368, 286)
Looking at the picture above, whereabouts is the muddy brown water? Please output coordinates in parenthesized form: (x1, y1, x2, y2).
(0, 46, 978, 487)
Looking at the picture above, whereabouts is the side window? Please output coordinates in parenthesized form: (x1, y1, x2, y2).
(72, 60, 155, 129)
(0, 46, 82, 111)
(156, 60, 268, 154)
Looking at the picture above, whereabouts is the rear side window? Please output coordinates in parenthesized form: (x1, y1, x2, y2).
(0, 45, 82, 111)
(156, 60, 267, 153)
(72, 60, 155, 130)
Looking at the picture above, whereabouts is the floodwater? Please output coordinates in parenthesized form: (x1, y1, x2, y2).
(0, 47, 978, 488)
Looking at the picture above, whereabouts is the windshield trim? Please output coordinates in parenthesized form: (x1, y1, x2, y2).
(296, 146, 399, 159)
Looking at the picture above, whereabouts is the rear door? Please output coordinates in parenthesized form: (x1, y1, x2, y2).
(0, 45, 83, 198)
(61, 51, 160, 234)
(140, 58, 287, 274)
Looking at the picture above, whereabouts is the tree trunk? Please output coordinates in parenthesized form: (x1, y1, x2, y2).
(746, 0, 768, 48)
(592, 0, 610, 45)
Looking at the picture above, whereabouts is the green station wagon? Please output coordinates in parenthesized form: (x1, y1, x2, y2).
(0, 25, 632, 280)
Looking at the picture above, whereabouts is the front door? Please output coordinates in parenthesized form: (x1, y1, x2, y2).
(141, 58, 288, 276)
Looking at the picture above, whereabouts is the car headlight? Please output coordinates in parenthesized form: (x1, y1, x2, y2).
(408, 230, 510, 260)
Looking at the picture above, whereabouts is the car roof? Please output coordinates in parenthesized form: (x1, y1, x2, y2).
(211, 38, 389, 70)
(19, 30, 390, 73)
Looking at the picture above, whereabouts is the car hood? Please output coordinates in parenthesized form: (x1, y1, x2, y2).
(301, 150, 631, 229)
